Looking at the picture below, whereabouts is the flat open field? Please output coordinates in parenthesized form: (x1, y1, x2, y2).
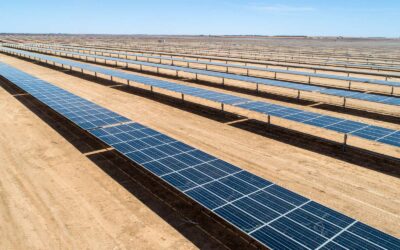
(0, 35, 399, 249)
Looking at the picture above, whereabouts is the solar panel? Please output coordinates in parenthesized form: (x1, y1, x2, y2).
(20, 43, 400, 87)
(0, 64, 130, 130)
(9, 45, 400, 106)
(1, 62, 399, 250)
(49, 43, 400, 78)
(1, 47, 399, 150)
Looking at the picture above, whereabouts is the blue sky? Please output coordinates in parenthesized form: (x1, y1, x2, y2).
(1, 0, 399, 37)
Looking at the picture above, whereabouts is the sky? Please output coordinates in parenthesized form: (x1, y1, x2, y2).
(1, 0, 399, 37)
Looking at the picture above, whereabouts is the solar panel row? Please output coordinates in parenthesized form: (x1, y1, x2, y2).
(26, 43, 400, 87)
(1, 47, 399, 149)
(1, 61, 399, 250)
(55, 43, 400, 72)
(62, 42, 400, 79)
(11, 45, 400, 106)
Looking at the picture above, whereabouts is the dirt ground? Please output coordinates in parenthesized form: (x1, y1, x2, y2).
(0, 53, 399, 249)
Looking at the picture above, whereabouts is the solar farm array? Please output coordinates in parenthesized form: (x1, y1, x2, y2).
(1, 46, 399, 157)
(1, 61, 399, 250)
(0, 35, 399, 249)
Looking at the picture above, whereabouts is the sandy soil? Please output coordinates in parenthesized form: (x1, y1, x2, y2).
(0, 53, 399, 250)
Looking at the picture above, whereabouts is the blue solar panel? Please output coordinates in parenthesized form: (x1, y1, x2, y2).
(214, 204, 264, 232)
(185, 187, 226, 209)
(25, 43, 400, 87)
(251, 225, 310, 249)
(9, 45, 400, 106)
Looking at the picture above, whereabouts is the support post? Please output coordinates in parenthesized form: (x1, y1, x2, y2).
(343, 97, 347, 108)
(297, 90, 301, 101)
(221, 103, 224, 111)
(348, 81, 352, 90)
(181, 93, 185, 102)
(391, 86, 394, 95)
(111, 76, 113, 82)
(343, 134, 348, 152)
